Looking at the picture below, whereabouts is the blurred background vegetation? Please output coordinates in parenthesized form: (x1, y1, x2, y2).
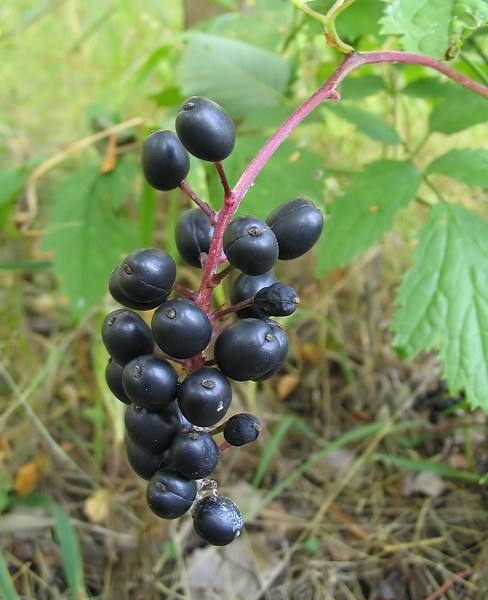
(1, 1, 488, 599)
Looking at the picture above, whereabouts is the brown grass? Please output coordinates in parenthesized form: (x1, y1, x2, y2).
(1, 229, 487, 600)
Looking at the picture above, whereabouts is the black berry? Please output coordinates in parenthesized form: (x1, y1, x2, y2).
(175, 96, 236, 162)
(192, 495, 243, 546)
(124, 404, 180, 455)
(151, 298, 212, 359)
(105, 357, 131, 404)
(214, 318, 281, 381)
(109, 265, 162, 311)
(146, 466, 197, 519)
(125, 437, 170, 481)
(141, 130, 190, 191)
(170, 431, 220, 479)
(175, 207, 214, 268)
(122, 355, 179, 410)
(101, 309, 154, 366)
(253, 320, 289, 381)
(117, 248, 176, 304)
(223, 215, 278, 276)
(266, 198, 324, 260)
(177, 367, 232, 427)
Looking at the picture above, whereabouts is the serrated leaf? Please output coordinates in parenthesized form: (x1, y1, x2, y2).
(429, 85, 488, 134)
(426, 148, 488, 188)
(380, 0, 488, 59)
(176, 33, 291, 119)
(393, 203, 488, 412)
(330, 103, 402, 145)
(40, 163, 140, 321)
(317, 161, 421, 274)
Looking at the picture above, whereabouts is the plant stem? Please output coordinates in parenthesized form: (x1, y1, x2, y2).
(195, 49, 488, 317)
(179, 180, 216, 222)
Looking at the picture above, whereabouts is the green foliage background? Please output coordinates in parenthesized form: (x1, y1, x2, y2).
(1, 0, 487, 408)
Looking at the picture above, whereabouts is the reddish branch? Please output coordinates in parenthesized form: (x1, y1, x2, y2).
(194, 50, 488, 314)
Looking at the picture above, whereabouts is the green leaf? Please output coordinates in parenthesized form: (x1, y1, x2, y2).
(40, 162, 140, 321)
(221, 134, 326, 218)
(392, 203, 488, 413)
(0, 166, 24, 207)
(330, 103, 402, 145)
(426, 148, 488, 188)
(206, 5, 294, 52)
(338, 74, 386, 100)
(429, 85, 488, 134)
(317, 160, 421, 274)
(380, 0, 488, 59)
(176, 33, 291, 119)
(49, 500, 89, 600)
(0, 550, 20, 600)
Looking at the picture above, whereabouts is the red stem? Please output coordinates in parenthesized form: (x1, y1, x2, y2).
(179, 180, 217, 223)
(193, 49, 488, 323)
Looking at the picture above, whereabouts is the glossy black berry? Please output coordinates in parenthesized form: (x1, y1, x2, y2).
(125, 437, 170, 480)
(170, 431, 220, 479)
(146, 466, 197, 519)
(141, 130, 190, 191)
(253, 320, 289, 381)
(178, 367, 232, 427)
(223, 215, 278, 276)
(214, 318, 281, 381)
(230, 271, 277, 319)
(266, 198, 324, 260)
(109, 265, 162, 311)
(105, 357, 130, 404)
(175, 207, 214, 268)
(192, 495, 243, 546)
(122, 355, 179, 410)
(101, 309, 154, 366)
(117, 248, 176, 304)
(223, 413, 261, 446)
(175, 96, 236, 162)
(151, 298, 212, 359)
(254, 282, 300, 317)
(125, 404, 180, 455)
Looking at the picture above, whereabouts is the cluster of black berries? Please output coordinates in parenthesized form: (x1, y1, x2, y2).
(101, 96, 324, 546)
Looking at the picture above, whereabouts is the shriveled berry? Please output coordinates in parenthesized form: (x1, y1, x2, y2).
(230, 271, 277, 319)
(254, 282, 299, 317)
(223, 413, 261, 446)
